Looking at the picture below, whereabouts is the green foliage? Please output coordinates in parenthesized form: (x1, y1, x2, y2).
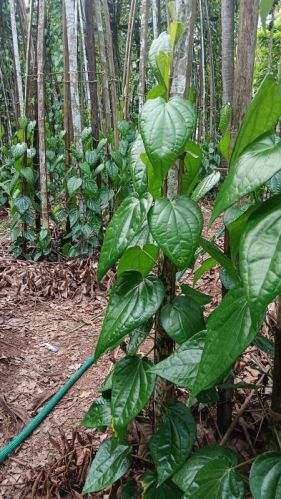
(160, 296, 205, 344)
(250, 452, 281, 498)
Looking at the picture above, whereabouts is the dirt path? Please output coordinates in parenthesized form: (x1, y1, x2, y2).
(0, 255, 113, 497)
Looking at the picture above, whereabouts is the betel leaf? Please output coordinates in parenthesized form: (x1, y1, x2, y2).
(181, 283, 212, 305)
(266, 169, 281, 196)
(219, 131, 231, 162)
(14, 195, 30, 214)
(149, 401, 196, 484)
(173, 447, 243, 499)
(173, 445, 238, 492)
(117, 244, 158, 278)
(152, 331, 206, 388)
(260, 0, 275, 29)
(240, 195, 281, 325)
(250, 452, 281, 499)
(225, 203, 261, 263)
(219, 103, 232, 135)
(211, 133, 281, 223)
(160, 296, 205, 344)
(111, 356, 155, 429)
(95, 272, 165, 360)
(82, 438, 132, 493)
(200, 238, 239, 282)
(148, 196, 203, 269)
(193, 258, 218, 285)
(140, 96, 196, 177)
(191, 287, 260, 400)
(191, 171, 221, 203)
(140, 152, 162, 199)
(170, 20, 184, 48)
(120, 479, 138, 499)
(231, 75, 281, 167)
(183, 141, 202, 196)
(81, 396, 111, 429)
(149, 31, 171, 81)
(127, 319, 153, 355)
(130, 134, 148, 196)
(141, 470, 182, 499)
(97, 193, 152, 281)
(67, 176, 82, 196)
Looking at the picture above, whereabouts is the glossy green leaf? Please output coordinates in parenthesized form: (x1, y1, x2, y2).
(117, 244, 158, 278)
(97, 194, 152, 281)
(224, 203, 260, 262)
(20, 167, 35, 184)
(67, 176, 82, 196)
(173, 447, 243, 498)
(193, 257, 217, 285)
(219, 132, 231, 162)
(141, 470, 182, 499)
(191, 287, 260, 399)
(11, 142, 27, 159)
(170, 20, 184, 47)
(250, 452, 281, 499)
(81, 396, 111, 429)
(200, 238, 239, 282)
(140, 97, 196, 177)
(152, 331, 206, 388)
(146, 84, 167, 101)
(191, 172, 221, 203)
(231, 75, 281, 167)
(14, 195, 30, 214)
(183, 141, 202, 196)
(160, 296, 205, 344)
(95, 272, 165, 360)
(83, 438, 132, 493)
(155, 52, 171, 90)
(111, 355, 155, 429)
(149, 31, 171, 81)
(240, 195, 281, 324)
(266, 169, 281, 196)
(130, 135, 148, 196)
(148, 196, 203, 269)
(127, 319, 153, 355)
(212, 133, 281, 223)
(181, 283, 212, 305)
(149, 401, 196, 484)
(219, 103, 232, 135)
(99, 368, 114, 393)
(140, 153, 162, 199)
(253, 335, 274, 358)
(173, 445, 238, 492)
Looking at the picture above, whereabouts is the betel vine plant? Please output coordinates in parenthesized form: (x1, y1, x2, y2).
(81, 38, 281, 499)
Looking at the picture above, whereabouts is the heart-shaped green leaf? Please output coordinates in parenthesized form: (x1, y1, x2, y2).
(250, 452, 281, 499)
(83, 438, 132, 493)
(95, 272, 165, 360)
(240, 195, 281, 324)
(231, 75, 281, 166)
(160, 296, 205, 344)
(173, 447, 243, 498)
(191, 171, 220, 203)
(67, 176, 82, 196)
(140, 96, 196, 177)
(149, 401, 196, 484)
(152, 331, 206, 388)
(141, 470, 182, 499)
(173, 445, 238, 492)
(81, 396, 111, 429)
(97, 193, 152, 281)
(191, 287, 260, 399)
(148, 196, 203, 269)
(117, 244, 158, 278)
(130, 134, 148, 196)
(111, 356, 155, 429)
(211, 133, 281, 223)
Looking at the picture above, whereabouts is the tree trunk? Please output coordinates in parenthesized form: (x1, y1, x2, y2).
(204, 0, 216, 143)
(9, 0, 24, 117)
(94, 0, 111, 135)
(221, 0, 234, 105)
(37, 0, 49, 229)
(0, 64, 12, 140)
(122, 0, 138, 120)
(198, 0, 206, 143)
(231, 0, 259, 145)
(102, 0, 119, 148)
(153, 0, 197, 429)
(78, 0, 90, 112)
(84, 0, 99, 149)
(152, 0, 161, 39)
(138, 0, 150, 113)
(64, 0, 83, 154)
(24, 0, 34, 116)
